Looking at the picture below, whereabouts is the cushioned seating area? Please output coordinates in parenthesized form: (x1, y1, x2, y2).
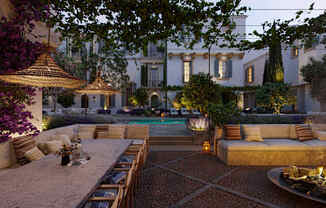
(215, 124, 326, 166)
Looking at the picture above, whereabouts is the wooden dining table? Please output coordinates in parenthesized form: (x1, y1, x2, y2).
(0, 139, 131, 208)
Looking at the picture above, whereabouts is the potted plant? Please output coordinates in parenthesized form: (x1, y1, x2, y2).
(207, 101, 240, 140)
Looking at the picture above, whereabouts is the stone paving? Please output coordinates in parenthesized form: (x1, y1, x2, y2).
(135, 151, 326, 208)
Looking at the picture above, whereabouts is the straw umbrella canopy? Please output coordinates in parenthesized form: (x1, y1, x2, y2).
(75, 71, 119, 95)
(0, 52, 85, 88)
(75, 70, 119, 110)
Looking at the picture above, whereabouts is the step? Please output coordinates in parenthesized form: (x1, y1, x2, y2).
(149, 140, 193, 145)
(149, 136, 193, 141)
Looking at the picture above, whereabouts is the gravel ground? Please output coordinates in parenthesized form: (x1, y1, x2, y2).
(135, 151, 325, 208)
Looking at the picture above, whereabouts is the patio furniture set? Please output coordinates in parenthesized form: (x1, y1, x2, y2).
(0, 124, 150, 208)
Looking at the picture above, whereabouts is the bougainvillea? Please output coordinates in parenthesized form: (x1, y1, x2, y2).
(0, 0, 48, 142)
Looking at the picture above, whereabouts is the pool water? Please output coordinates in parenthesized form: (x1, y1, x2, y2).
(128, 119, 186, 125)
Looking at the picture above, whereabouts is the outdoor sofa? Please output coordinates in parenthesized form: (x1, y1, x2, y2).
(0, 124, 149, 168)
(213, 124, 326, 166)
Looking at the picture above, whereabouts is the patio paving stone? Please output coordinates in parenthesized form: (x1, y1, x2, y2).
(179, 187, 268, 208)
(146, 151, 196, 166)
(216, 167, 326, 208)
(135, 167, 205, 208)
(165, 153, 235, 183)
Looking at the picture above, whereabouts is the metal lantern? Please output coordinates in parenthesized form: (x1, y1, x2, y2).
(202, 141, 211, 153)
(0, 52, 84, 88)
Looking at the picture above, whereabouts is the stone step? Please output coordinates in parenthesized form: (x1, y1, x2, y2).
(149, 140, 193, 145)
(149, 136, 193, 141)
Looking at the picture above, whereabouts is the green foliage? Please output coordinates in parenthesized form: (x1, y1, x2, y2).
(300, 55, 326, 99)
(172, 92, 184, 110)
(57, 91, 75, 108)
(256, 83, 295, 114)
(181, 73, 222, 114)
(49, 1, 247, 51)
(129, 88, 149, 108)
(208, 102, 240, 128)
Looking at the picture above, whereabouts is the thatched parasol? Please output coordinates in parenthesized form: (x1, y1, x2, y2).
(75, 71, 119, 95)
(75, 71, 119, 110)
(0, 52, 85, 88)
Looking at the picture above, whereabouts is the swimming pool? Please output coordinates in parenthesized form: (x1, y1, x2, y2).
(128, 119, 186, 125)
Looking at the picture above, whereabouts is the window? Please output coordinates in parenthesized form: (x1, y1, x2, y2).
(246, 66, 254, 83)
(184, 61, 191, 83)
(214, 58, 232, 79)
(291, 47, 299, 58)
(218, 60, 227, 78)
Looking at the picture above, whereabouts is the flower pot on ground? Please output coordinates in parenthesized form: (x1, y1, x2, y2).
(186, 117, 209, 145)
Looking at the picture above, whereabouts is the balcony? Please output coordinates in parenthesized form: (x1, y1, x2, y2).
(147, 80, 163, 88)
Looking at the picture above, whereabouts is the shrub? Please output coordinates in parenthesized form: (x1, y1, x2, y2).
(208, 102, 240, 128)
(57, 91, 75, 108)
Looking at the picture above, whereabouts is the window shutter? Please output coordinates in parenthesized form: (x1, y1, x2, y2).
(141, 65, 148, 87)
(227, 59, 232, 78)
(214, 58, 219, 78)
(252, 66, 255, 82)
(189, 61, 193, 78)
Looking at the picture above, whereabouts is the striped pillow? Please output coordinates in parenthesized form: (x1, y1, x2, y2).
(225, 125, 242, 140)
(295, 125, 314, 141)
(11, 136, 36, 165)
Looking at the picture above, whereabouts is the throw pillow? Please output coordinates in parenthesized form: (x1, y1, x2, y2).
(45, 140, 63, 154)
(11, 136, 36, 165)
(24, 147, 45, 161)
(295, 125, 315, 141)
(316, 131, 326, 141)
(244, 127, 264, 142)
(37, 142, 49, 155)
(56, 134, 72, 146)
(224, 125, 242, 140)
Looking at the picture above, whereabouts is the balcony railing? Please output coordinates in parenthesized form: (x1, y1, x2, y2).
(148, 80, 163, 88)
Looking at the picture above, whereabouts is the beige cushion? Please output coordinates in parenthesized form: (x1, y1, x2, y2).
(125, 125, 149, 139)
(56, 134, 72, 146)
(78, 126, 96, 139)
(243, 126, 263, 142)
(24, 147, 45, 161)
(296, 125, 315, 141)
(303, 139, 326, 150)
(224, 125, 241, 140)
(45, 140, 63, 154)
(262, 139, 312, 151)
(107, 125, 125, 139)
(37, 142, 49, 155)
(256, 124, 291, 139)
(315, 131, 326, 141)
(219, 140, 270, 151)
(11, 136, 36, 165)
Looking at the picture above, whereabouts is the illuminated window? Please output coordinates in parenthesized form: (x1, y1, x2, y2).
(218, 60, 226, 78)
(184, 61, 191, 82)
(247, 66, 253, 83)
(291, 47, 299, 57)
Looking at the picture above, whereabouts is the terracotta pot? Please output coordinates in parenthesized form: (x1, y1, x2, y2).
(0, 141, 12, 169)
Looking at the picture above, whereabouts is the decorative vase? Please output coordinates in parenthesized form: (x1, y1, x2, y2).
(61, 154, 70, 166)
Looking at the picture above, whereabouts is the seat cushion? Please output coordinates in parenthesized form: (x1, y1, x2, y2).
(296, 125, 315, 141)
(224, 125, 241, 140)
(11, 136, 36, 165)
(219, 140, 270, 151)
(107, 125, 125, 139)
(24, 147, 45, 161)
(315, 131, 326, 141)
(262, 139, 312, 151)
(243, 126, 263, 142)
(303, 139, 326, 150)
(254, 124, 292, 139)
(125, 125, 149, 139)
(45, 140, 63, 154)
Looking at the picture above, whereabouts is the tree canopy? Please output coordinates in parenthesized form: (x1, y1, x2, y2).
(48, 0, 247, 51)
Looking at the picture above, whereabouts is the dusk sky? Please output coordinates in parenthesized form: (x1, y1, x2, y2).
(239, 0, 326, 37)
